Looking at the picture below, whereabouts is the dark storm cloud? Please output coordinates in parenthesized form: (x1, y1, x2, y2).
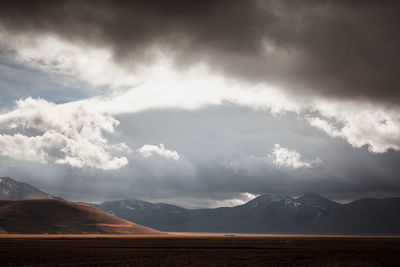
(1, 1, 400, 104)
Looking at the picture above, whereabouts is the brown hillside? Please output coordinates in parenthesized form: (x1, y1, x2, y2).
(0, 199, 161, 234)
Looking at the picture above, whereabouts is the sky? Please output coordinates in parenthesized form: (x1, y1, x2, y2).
(0, 0, 400, 208)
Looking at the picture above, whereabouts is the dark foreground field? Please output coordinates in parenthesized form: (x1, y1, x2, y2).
(0, 234, 399, 266)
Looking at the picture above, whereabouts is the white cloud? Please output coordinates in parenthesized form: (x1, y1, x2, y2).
(308, 100, 400, 153)
(137, 144, 180, 161)
(0, 98, 129, 169)
(0, 132, 61, 163)
(306, 116, 343, 138)
(222, 146, 322, 174)
(268, 144, 318, 169)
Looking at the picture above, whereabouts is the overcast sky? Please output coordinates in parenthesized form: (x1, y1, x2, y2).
(0, 1, 399, 208)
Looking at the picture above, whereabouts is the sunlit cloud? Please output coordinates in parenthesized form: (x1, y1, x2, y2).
(308, 101, 400, 153)
(0, 97, 129, 169)
(137, 144, 180, 161)
(268, 144, 320, 169)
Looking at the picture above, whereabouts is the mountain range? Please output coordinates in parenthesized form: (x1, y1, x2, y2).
(1, 177, 400, 235)
(95, 194, 400, 235)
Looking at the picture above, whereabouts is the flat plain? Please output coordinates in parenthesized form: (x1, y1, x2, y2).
(0, 234, 399, 266)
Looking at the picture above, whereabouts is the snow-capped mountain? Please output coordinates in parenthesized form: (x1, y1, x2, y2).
(242, 194, 302, 209)
(0, 177, 54, 200)
(95, 193, 334, 233)
(95, 194, 400, 235)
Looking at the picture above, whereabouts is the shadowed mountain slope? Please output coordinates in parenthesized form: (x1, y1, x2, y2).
(297, 193, 340, 211)
(312, 197, 400, 235)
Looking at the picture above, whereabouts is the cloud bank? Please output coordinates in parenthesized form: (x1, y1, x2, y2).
(1, 0, 399, 104)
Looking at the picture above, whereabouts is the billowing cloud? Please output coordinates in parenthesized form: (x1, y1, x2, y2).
(0, 97, 129, 169)
(307, 101, 400, 153)
(268, 144, 318, 169)
(137, 143, 180, 161)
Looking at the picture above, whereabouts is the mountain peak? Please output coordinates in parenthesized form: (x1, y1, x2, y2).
(0, 177, 15, 183)
(243, 194, 298, 209)
(0, 177, 53, 200)
(0, 177, 21, 195)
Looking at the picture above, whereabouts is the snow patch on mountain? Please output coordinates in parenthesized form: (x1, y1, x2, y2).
(0, 177, 21, 195)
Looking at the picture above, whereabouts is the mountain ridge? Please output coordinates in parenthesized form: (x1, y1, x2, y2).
(2, 177, 400, 235)
(95, 193, 400, 235)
